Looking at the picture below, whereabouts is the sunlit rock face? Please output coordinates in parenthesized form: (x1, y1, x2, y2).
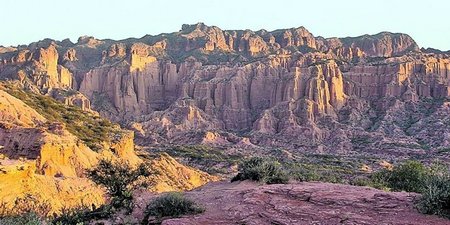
(1, 23, 449, 155)
(0, 86, 214, 215)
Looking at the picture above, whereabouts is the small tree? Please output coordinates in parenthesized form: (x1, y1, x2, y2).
(87, 159, 150, 212)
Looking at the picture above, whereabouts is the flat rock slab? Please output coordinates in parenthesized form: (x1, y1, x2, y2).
(136, 181, 450, 225)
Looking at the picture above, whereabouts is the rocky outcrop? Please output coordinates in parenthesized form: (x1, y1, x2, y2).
(123, 181, 449, 225)
(337, 32, 420, 57)
(51, 89, 93, 111)
(345, 56, 450, 99)
(0, 90, 46, 127)
(142, 153, 219, 192)
(0, 86, 140, 215)
(0, 162, 105, 216)
(0, 84, 221, 216)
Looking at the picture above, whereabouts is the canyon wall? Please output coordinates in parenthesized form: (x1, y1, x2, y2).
(0, 23, 449, 154)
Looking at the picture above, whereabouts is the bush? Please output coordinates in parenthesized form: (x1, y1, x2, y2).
(369, 161, 450, 218)
(51, 205, 112, 225)
(144, 192, 204, 222)
(231, 157, 289, 184)
(375, 160, 427, 193)
(416, 164, 450, 218)
(0, 213, 43, 225)
(87, 159, 150, 212)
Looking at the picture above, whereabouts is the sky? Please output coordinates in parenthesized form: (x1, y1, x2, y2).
(2, 0, 449, 50)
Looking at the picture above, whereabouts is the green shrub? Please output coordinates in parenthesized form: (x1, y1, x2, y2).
(51, 205, 112, 225)
(231, 157, 289, 184)
(0, 212, 43, 225)
(144, 192, 204, 222)
(416, 164, 450, 218)
(375, 161, 427, 193)
(350, 175, 389, 190)
(369, 161, 450, 218)
(87, 159, 151, 212)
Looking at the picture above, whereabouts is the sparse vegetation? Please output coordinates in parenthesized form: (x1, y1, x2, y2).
(231, 157, 289, 184)
(2, 84, 122, 151)
(416, 164, 450, 218)
(366, 161, 450, 219)
(0, 195, 50, 225)
(0, 212, 43, 225)
(160, 145, 242, 175)
(373, 160, 427, 193)
(87, 159, 151, 212)
(144, 192, 204, 223)
(51, 205, 111, 225)
(50, 160, 152, 224)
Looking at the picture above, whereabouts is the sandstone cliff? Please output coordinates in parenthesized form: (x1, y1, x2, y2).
(0, 84, 217, 216)
(0, 23, 449, 160)
(0, 85, 141, 215)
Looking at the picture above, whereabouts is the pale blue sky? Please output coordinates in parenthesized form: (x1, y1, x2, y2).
(2, 0, 449, 50)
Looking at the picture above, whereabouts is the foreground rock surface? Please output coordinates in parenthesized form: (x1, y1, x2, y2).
(134, 181, 450, 225)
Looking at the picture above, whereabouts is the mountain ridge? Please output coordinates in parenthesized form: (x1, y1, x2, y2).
(1, 23, 432, 53)
(0, 23, 449, 163)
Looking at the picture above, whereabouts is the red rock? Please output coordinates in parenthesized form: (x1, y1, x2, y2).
(133, 181, 450, 225)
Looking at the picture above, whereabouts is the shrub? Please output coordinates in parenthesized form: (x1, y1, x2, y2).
(0, 195, 50, 224)
(51, 205, 112, 225)
(231, 157, 289, 184)
(376, 160, 427, 193)
(416, 164, 450, 218)
(87, 159, 150, 212)
(0, 194, 51, 218)
(0, 212, 43, 225)
(144, 192, 204, 222)
(351, 175, 389, 190)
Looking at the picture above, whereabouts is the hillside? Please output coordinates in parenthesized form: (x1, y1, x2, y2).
(0, 83, 216, 216)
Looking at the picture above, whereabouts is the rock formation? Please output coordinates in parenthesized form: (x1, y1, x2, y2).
(0, 84, 213, 215)
(120, 181, 449, 225)
(142, 153, 219, 193)
(0, 22, 449, 159)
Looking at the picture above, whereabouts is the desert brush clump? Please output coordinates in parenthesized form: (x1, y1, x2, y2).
(370, 160, 428, 193)
(143, 192, 204, 223)
(51, 159, 152, 224)
(415, 163, 450, 218)
(0, 194, 50, 225)
(231, 157, 289, 184)
(368, 160, 450, 218)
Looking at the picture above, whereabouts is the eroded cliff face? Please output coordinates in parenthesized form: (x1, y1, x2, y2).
(0, 84, 218, 216)
(0, 23, 448, 158)
(0, 86, 140, 215)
